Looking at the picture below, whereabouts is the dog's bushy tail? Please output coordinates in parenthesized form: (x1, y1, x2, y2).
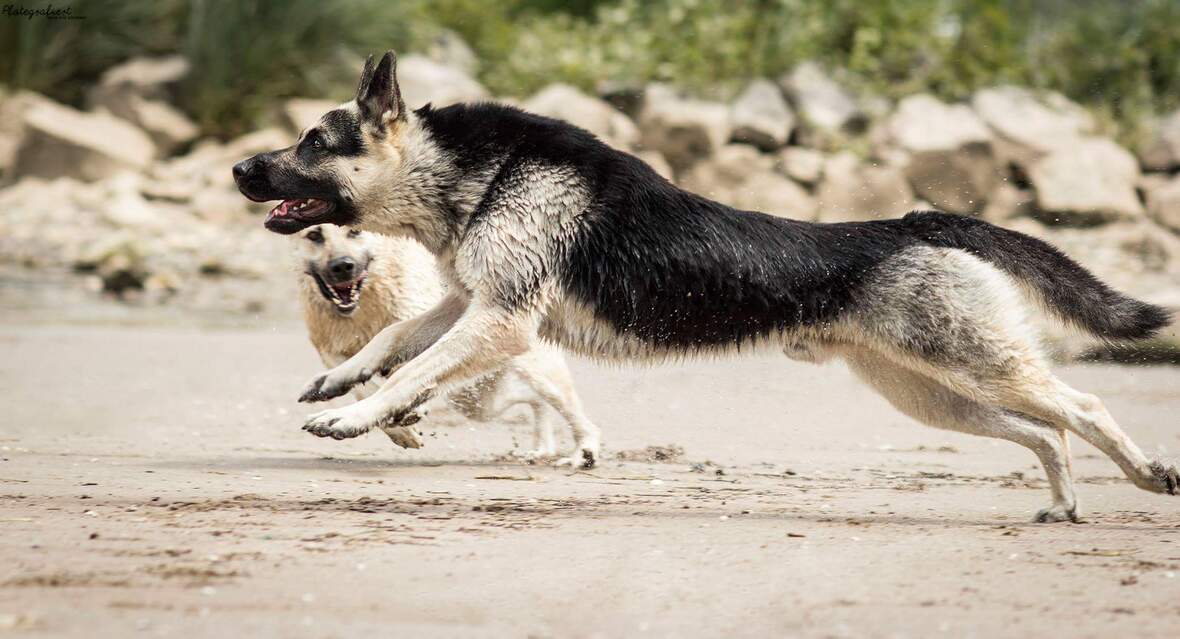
(903, 210, 1172, 341)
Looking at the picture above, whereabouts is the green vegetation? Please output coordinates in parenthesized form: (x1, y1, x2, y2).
(3, 0, 1178, 144)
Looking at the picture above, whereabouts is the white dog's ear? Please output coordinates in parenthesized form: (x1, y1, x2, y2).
(356, 50, 406, 127)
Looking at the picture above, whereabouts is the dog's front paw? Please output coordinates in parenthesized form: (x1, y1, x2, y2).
(299, 366, 374, 403)
(302, 405, 378, 440)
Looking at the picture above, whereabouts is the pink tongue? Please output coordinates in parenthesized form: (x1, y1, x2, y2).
(273, 199, 302, 217)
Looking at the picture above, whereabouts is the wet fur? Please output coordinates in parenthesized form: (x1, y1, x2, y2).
(237, 51, 1177, 521)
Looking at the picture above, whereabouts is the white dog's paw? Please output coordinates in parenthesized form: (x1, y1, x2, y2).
(555, 441, 600, 470)
(519, 444, 558, 462)
(299, 365, 375, 403)
(1033, 503, 1079, 523)
(381, 425, 424, 449)
(302, 404, 380, 440)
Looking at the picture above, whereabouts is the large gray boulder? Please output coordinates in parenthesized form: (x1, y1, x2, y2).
(1146, 175, 1180, 234)
(971, 86, 1094, 167)
(886, 94, 992, 152)
(778, 62, 863, 142)
(815, 152, 917, 222)
(638, 84, 731, 173)
(1140, 110, 1180, 171)
(882, 94, 997, 215)
(397, 55, 488, 109)
(1027, 137, 1143, 225)
(523, 83, 639, 150)
(11, 99, 156, 181)
(681, 144, 815, 220)
(729, 79, 794, 151)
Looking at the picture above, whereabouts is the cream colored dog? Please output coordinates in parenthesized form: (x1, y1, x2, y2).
(293, 224, 601, 467)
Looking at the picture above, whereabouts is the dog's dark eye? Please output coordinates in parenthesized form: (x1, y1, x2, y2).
(347, 229, 361, 238)
(306, 230, 324, 243)
(304, 130, 323, 150)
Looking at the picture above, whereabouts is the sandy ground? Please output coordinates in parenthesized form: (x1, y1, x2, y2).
(1, 321, 1179, 638)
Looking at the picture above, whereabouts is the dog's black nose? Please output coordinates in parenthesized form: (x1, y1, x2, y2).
(328, 257, 356, 281)
(232, 157, 257, 181)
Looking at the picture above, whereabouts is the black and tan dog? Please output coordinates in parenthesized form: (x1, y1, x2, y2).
(235, 51, 1177, 522)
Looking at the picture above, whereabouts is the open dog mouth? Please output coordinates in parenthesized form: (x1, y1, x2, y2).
(265, 198, 336, 234)
(311, 270, 366, 314)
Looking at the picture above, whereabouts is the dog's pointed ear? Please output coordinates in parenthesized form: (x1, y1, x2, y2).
(355, 50, 406, 127)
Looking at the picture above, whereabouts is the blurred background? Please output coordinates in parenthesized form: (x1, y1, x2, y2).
(1, 0, 1178, 360)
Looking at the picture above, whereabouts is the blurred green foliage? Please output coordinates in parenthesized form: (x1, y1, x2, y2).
(2, 0, 1178, 145)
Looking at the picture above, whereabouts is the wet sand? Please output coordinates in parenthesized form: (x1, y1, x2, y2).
(1, 323, 1178, 637)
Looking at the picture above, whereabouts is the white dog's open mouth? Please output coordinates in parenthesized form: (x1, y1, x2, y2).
(312, 270, 366, 314)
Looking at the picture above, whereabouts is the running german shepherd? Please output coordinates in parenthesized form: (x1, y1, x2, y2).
(234, 51, 1176, 522)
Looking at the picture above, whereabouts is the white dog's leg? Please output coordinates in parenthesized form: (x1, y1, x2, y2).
(300, 292, 468, 402)
(508, 348, 601, 469)
(302, 303, 532, 440)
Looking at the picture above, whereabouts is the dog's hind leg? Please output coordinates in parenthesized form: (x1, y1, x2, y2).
(846, 349, 1079, 522)
(985, 370, 1178, 496)
(857, 246, 1176, 502)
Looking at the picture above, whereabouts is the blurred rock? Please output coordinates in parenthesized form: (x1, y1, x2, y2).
(635, 150, 673, 181)
(735, 171, 816, 220)
(779, 62, 864, 143)
(596, 81, 645, 119)
(682, 144, 815, 219)
(283, 98, 337, 132)
(882, 94, 997, 215)
(0, 91, 56, 175)
(397, 54, 488, 109)
(86, 56, 193, 157)
(729, 79, 794, 151)
(1027, 137, 1143, 225)
(778, 147, 825, 186)
(886, 94, 992, 153)
(424, 29, 478, 75)
(1140, 110, 1180, 171)
(815, 152, 916, 222)
(523, 84, 639, 149)
(93, 93, 199, 155)
(980, 183, 1034, 225)
(638, 84, 731, 173)
(92, 55, 189, 101)
(12, 99, 156, 181)
(1146, 175, 1180, 234)
(971, 86, 1094, 167)
(225, 128, 291, 160)
(75, 233, 150, 295)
